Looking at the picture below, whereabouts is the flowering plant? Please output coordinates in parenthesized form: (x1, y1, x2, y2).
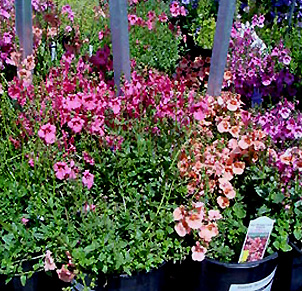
(173, 91, 274, 262)
(249, 99, 302, 251)
(225, 15, 296, 105)
(0, 53, 195, 287)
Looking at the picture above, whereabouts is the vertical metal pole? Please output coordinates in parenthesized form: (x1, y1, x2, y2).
(288, 0, 297, 31)
(109, 0, 131, 93)
(207, 0, 236, 96)
(15, 0, 33, 60)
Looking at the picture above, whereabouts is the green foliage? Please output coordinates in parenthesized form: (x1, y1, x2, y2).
(129, 1, 181, 74)
(191, 0, 217, 49)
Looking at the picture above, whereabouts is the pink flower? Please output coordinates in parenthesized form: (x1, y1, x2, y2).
(173, 206, 185, 221)
(191, 241, 207, 261)
(170, 1, 180, 17)
(199, 223, 218, 242)
(158, 12, 168, 23)
(185, 212, 204, 229)
(180, 6, 187, 16)
(128, 14, 137, 26)
(68, 116, 85, 133)
(175, 221, 189, 237)
(208, 210, 222, 221)
(21, 217, 29, 225)
(217, 196, 230, 208)
(57, 265, 76, 283)
(98, 31, 104, 40)
(44, 250, 57, 271)
(83, 203, 96, 213)
(38, 123, 56, 144)
(53, 162, 71, 180)
(83, 152, 95, 166)
(82, 170, 94, 189)
(65, 25, 72, 33)
(283, 55, 291, 66)
(109, 98, 121, 115)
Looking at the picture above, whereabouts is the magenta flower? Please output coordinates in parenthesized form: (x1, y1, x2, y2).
(83, 152, 95, 166)
(282, 55, 291, 66)
(68, 116, 85, 133)
(82, 170, 94, 189)
(38, 123, 56, 144)
(21, 217, 29, 225)
(53, 162, 71, 180)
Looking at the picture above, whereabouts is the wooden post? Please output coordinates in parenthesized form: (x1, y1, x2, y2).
(15, 0, 33, 59)
(207, 0, 236, 97)
(109, 0, 131, 93)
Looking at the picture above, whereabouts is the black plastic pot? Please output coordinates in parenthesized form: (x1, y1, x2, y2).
(0, 274, 40, 291)
(274, 242, 302, 291)
(290, 242, 302, 291)
(94, 263, 167, 291)
(36, 270, 70, 291)
(173, 253, 278, 291)
(38, 263, 168, 291)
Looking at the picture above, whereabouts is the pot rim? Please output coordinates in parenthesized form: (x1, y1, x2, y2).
(204, 252, 278, 269)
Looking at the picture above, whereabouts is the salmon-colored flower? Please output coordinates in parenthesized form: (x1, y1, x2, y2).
(173, 206, 185, 221)
(253, 141, 265, 151)
(217, 196, 230, 208)
(280, 150, 293, 165)
(238, 135, 252, 149)
(232, 161, 245, 175)
(224, 187, 236, 199)
(186, 211, 204, 230)
(224, 71, 232, 81)
(57, 265, 76, 283)
(175, 221, 189, 237)
(230, 126, 240, 138)
(217, 119, 230, 133)
(227, 99, 240, 111)
(199, 223, 219, 242)
(44, 250, 56, 271)
(208, 210, 222, 220)
(191, 241, 207, 261)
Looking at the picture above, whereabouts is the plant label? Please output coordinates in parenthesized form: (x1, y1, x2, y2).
(239, 216, 275, 263)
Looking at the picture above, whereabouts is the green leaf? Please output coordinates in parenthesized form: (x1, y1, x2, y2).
(294, 228, 302, 241)
(271, 192, 284, 204)
(20, 275, 26, 287)
(233, 203, 246, 219)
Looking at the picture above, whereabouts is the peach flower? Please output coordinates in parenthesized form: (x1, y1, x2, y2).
(173, 206, 185, 221)
(199, 223, 219, 242)
(186, 212, 203, 229)
(227, 99, 240, 111)
(208, 210, 222, 220)
(217, 196, 230, 208)
(175, 221, 189, 237)
(192, 241, 207, 261)
(238, 135, 252, 149)
(232, 161, 245, 175)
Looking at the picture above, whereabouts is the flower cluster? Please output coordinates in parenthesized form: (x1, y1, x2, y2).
(173, 55, 211, 90)
(170, 1, 187, 17)
(174, 92, 268, 260)
(256, 99, 302, 146)
(128, 10, 168, 30)
(0, 0, 16, 71)
(226, 15, 296, 104)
